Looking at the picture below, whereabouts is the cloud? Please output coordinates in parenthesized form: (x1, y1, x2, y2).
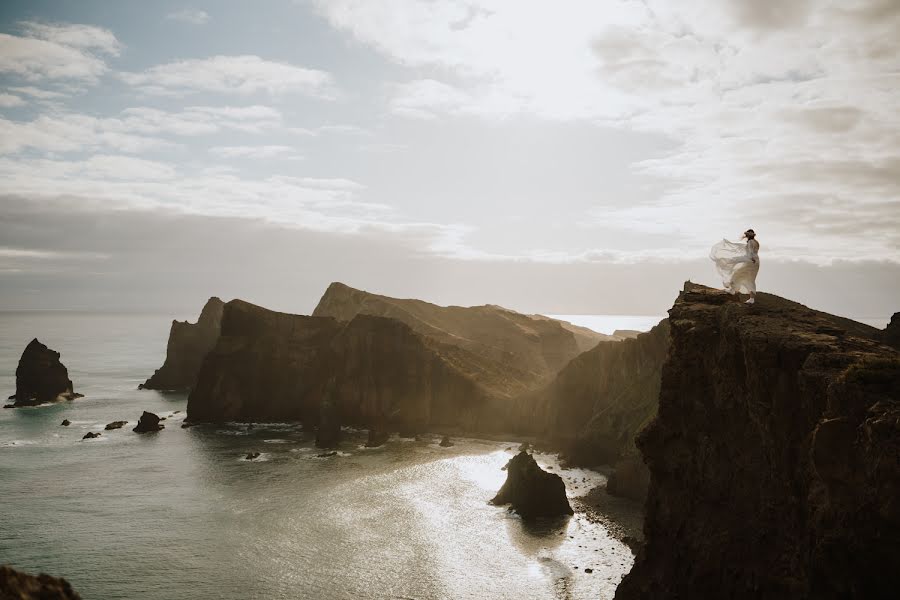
(0, 22, 120, 83)
(210, 145, 303, 160)
(0, 105, 284, 155)
(0, 94, 25, 108)
(120, 55, 335, 97)
(166, 9, 211, 25)
(314, 0, 900, 264)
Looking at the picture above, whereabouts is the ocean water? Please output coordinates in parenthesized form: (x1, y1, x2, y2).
(0, 312, 639, 600)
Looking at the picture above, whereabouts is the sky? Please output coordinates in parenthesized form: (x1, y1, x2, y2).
(0, 0, 898, 321)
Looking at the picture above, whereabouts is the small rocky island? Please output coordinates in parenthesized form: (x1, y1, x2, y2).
(491, 451, 573, 518)
(133, 411, 164, 433)
(6, 338, 83, 407)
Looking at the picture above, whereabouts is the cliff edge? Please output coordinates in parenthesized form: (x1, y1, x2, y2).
(616, 283, 899, 599)
(141, 297, 224, 391)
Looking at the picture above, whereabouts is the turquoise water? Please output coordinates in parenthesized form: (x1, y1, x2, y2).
(0, 312, 635, 599)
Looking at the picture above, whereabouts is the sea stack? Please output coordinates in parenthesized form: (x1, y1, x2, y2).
(615, 283, 900, 600)
(8, 338, 82, 406)
(141, 297, 224, 391)
(133, 411, 164, 433)
(491, 451, 573, 518)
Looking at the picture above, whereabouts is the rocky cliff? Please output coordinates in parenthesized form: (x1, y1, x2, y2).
(312, 282, 604, 391)
(7, 339, 81, 406)
(186, 300, 517, 430)
(616, 283, 899, 599)
(141, 297, 224, 391)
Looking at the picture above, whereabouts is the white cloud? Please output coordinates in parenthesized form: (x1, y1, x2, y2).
(166, 9, 211, 25)
(210, 145, 303, 160)
(0, 105, 284, 155)
(7, 86, 68, 99)
(0, 22, 120, 83)
(0, 94, 25, 108)
(120, 55, 335, 97)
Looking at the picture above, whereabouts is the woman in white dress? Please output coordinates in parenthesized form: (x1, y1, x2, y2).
(709, 229, 760, 304)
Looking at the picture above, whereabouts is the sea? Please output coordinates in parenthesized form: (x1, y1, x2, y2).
(0, 311, 681, 598)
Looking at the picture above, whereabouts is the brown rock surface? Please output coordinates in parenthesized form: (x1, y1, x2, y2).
(615, 282, 900, 600)
(141, 297, 224, 391)
(0, 565, 81, 599)
(491, 451, 573, 518)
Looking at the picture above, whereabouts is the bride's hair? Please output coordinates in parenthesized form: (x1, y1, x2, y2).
(743, 228, 756, 239)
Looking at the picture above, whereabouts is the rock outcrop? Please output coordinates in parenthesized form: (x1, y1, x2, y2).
(187, 300, 523, 432)
(141, 297, 224, 391)
(0, 565, 81, 600)
(8, 339, 81, 406)
(132, 411, 163, 433)
(82, 432, 100, 439)
(883, 312, 900, 350)
(491, 451, 573, 518)
(104, 421, 127, 430)
(616, 283, 899, 600)
(313, 282, 599, 392)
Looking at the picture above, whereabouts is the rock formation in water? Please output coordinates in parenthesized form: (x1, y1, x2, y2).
(491, 451, 573, 518)
(133, 411, 163, 433)
(615, 283, 899, 600)
(8, 339, 82, 406)
(141, 297, 224, 391)
(0, 565, 82, 600)
(82, 431, 101, 439)
(439, 435, 454, 447)
(60, 419, 70, 426)
(104, 421, 127, 430)
(313, 282, 598, 392)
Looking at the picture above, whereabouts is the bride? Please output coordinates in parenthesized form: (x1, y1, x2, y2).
(710, 229, 760, 304)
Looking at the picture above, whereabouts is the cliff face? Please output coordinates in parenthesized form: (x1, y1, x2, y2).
(9, 339, 80, 406)
(313, 282, 600, 391)
(187, 300, 340, 422)
(186, 300, 508, 429)
(141, 297, 224, 391)
(616, 283, 900, 600)
(884, 312, 900, 350)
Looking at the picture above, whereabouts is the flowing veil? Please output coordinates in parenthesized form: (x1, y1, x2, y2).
(710, 239, 749, 290)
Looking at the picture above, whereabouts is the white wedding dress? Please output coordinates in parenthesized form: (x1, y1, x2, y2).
(710, 238, 759, 294)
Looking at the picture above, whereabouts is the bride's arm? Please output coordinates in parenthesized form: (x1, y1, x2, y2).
(748, 240, 759, 263)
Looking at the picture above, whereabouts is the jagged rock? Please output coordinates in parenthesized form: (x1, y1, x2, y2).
(245, 451, 260, 460)
(316, 451, 337, 458)
(491, 451, 573, 518)
(439, 435, 454, 447)
(365, 427, 390, 447)
(9, 339, 82, 406)
(180, 422, 194, 429)
(82, 432, 100, 439)
(104, 421, 127, 430)
(616, 283, 900, 600)
(141, 297, 224, 391)
(132, 411, 163, 433)
(518, 441, 530, 452)
(60, 419, 70, 426)
(0, 565, 81, 599)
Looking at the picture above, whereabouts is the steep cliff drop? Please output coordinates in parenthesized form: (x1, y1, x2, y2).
(616, 283, 899, 600)
(883, 312, 900, 350)
(7, 339, 82, 407)
(140, 297, 224, 391)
